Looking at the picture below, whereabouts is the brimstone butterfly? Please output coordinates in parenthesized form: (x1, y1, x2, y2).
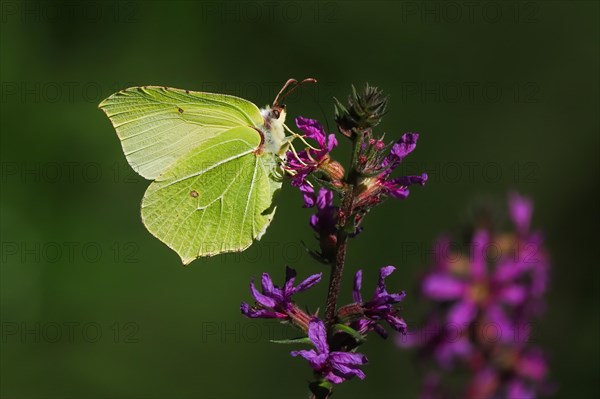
(99, 78, 316, 264)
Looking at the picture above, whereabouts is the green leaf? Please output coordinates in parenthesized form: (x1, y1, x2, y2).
(309, 380, 333, 399)
(270, 337, 313, 345)
(333, 323, 366, 343)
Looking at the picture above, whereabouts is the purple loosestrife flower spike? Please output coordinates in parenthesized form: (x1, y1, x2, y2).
(405, 193, 551, 399)
(241, 267, 322, 331)
(351, 266, 407, 338)
(291, 318, 368, 384)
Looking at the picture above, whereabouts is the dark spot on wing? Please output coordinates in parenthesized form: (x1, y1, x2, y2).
(185, 90, 190, 94)
(164, 86, 169, 90)
(178, 107, 184, 114)
(190, 190, 199, 198)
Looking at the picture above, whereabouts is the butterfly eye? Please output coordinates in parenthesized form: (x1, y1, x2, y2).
(272, 109, 280, 119)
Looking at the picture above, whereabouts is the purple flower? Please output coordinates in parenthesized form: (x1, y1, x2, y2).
(298, 181, 316, 208)
(379, 133, 428, 198)
(300, 187, 340, 262)
(284, 116, 338, 187)
(309, 188, 338, 236)
(405, 193, 551, 399)
(466, 348, 548, 399)
(396, 316, 473, 369)
(241, 267, 321, 329)
(419, 373, 446, 399)
(514, 348, 548, 382)
(509, 191, 533, 236)
(355, 133, 427, 208)
(381, 133, 420, 176)
(465, 367, 499, 399)
(420, 230, 535, 342)
(507, 191, 549, 304)
(350, 266, 407, 338)
(291, 318, 368, 384)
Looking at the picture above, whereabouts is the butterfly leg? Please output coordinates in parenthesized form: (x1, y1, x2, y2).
(283, 124, 319, 150)
(280, 137, 309, 167)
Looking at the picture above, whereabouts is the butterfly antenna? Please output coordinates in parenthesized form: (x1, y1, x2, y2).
(273, 77, 317, 106)
(273, 79, 298, 106)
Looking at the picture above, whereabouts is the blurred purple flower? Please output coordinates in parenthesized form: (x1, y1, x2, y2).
(419, 373, 446, 399)
(404, 193, 551, 399)
(400, 319, 472, 369)
(420, 229, 541, 343)
(509, 191, 533, 236)
(291, 318, 368, 384)
(466, 347, 548, 399)
(507, 192, 549, 304)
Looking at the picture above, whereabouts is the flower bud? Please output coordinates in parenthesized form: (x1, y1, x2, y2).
(318, 157, 346, 187)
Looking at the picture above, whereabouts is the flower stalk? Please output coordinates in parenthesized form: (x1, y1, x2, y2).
(240, 84, 427, 399)
(324, 132, 361, 328)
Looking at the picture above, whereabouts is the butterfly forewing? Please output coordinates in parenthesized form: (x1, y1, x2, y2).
(99, 86, 264, 180)
(140, 126, 281, 264)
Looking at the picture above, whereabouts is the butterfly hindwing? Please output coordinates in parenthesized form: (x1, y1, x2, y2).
(99, 86, 264, 180)
(140, 126, 281, 264)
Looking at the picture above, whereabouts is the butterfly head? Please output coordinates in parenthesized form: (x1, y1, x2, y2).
(265, 104, 287, 124)
(260, 105, 287, 154)
(266, 77, 317, 123)
(260, 78, 317, 156)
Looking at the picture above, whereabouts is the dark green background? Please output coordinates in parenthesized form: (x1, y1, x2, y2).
(1, 1, 598, 398)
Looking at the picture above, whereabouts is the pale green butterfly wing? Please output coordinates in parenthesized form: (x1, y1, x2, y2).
(99, 86, 264, 179)
(141, 126, 281, 264)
